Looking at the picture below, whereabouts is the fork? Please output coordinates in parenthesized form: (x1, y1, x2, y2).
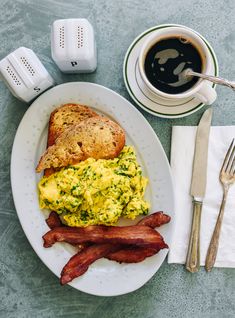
(205, 139, 235, 272)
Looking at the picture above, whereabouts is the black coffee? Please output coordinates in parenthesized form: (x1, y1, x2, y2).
(144, 37, 203, 94)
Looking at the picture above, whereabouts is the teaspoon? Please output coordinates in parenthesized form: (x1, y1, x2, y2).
(182, 69, 235, 91)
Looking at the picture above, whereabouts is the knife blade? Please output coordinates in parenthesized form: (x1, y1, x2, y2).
(185, 107, 213, 273)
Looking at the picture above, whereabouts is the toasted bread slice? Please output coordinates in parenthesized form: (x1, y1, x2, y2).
(36, 116, 125, 173)
(47, 103, 99, 147)
(44, 103, 98, 176)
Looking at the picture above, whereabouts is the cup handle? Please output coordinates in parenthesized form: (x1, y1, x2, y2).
(194, 82, 217, 105)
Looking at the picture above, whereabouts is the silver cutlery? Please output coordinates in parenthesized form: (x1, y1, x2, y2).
(205, 139, 235, 271)
(182, 69, 235, 91)
(185, 108, 213, 273)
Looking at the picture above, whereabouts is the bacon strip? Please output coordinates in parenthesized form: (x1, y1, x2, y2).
(106, 246, 160, 263)
(43, 225, 167, 249)
(59, 212, 170, 284)
(46, 211, 63, 229)
(106, 212, 170, 263)
(44, 211, 171, 284)
(61, 244, 163, 285)
(45, 212, 89, 252)
(61, 242, 167, 284)
(137, 211, 171, 227)
(60, 244, 121, 285)
(46, 211, 171, 265)
(46, 211, 170, 230)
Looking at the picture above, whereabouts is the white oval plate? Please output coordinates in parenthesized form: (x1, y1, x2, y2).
(11, 82, 174, 296)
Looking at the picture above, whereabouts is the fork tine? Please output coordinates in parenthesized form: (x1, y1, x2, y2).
(231, 156, 235, 175)
(226, 144, 235, 173)
(221, 139, 234, 173)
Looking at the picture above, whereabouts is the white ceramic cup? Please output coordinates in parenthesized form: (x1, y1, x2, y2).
(138, 26, 217, 105)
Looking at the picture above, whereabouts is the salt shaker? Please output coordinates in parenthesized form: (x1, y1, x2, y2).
(0, 47, 54, 102)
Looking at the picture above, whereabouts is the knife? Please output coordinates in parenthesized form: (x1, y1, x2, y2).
(185, 108, 213, 273)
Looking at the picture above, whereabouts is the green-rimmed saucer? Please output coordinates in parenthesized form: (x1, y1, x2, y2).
(123, 24, 218, 118)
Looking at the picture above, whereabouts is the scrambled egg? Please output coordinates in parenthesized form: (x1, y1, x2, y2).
(38, 146, 150, 227)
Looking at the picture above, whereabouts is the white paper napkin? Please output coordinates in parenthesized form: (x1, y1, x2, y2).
(168, 126, 235, 267)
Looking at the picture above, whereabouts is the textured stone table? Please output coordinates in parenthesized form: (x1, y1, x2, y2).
(0, 0, 235, 317)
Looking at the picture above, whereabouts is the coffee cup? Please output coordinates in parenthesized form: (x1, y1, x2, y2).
(138, 26, 217, 105)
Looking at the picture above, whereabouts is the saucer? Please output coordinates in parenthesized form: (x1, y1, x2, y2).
(123, 24, 219, 118)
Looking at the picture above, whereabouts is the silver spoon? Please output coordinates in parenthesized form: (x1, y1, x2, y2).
(182, 68, 235, 91)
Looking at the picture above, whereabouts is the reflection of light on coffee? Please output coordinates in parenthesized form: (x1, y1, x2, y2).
(173, 62, 187, 75)
(154, 49, 179, 64)
(168, 75, 189, 87)
(168, 61, 193, 87)
(153, 50, 193, 87)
